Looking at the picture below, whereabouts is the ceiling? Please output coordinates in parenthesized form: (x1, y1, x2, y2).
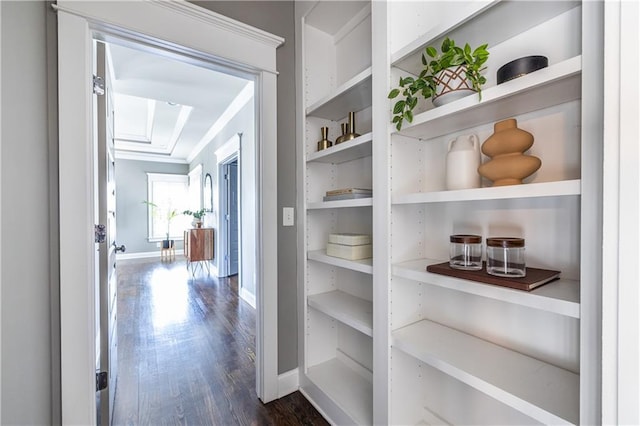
(108, 43, 252, 164)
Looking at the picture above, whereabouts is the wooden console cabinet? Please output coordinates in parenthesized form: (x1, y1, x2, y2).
(184, 228, 214, 265)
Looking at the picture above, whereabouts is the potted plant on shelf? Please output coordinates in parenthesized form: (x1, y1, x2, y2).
(143, 200, 179, 249)
(388, 37, 489, 131)
(183, 208, 207, 228)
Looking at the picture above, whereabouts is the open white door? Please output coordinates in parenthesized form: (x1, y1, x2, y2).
(95, 41, 121, 425)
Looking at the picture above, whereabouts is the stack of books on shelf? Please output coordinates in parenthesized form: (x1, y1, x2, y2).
(323, 188, 372, 202)
(326, 233, 372, 260)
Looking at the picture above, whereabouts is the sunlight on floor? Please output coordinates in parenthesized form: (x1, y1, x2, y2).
(150, 266, 191, 329)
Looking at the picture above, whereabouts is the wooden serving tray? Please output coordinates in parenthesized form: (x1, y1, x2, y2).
(426, 262, 560, 291)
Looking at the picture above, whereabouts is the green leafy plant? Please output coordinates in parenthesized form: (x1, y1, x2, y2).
(388, 37, 489, 130)
(182, 208, 207, 220)
(143, 200, 179, 240)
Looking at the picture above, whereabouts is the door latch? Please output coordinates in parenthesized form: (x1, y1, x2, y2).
(95, 224, 106, 243)
(96, 371, 108, 391)
(93, 75, 105, 95)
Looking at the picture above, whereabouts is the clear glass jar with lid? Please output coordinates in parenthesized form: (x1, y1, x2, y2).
(486, 237, 526, 277)
(449, 234, 482, 270)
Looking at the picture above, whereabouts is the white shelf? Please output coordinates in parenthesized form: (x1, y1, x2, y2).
(391, 1, 580, 74)
(392, 179, 581, 205)
(307, 357, 373, 425)
(308, 249, 373, 274)
(393, 56, 582, 141)
(307, 132, 372, 164)
(308, 197, 373, 210)
(306, 67, 372, 120)
(308, 290, 373, 336)
(392, 320, 579, 425)
(393, 259, 579, 318)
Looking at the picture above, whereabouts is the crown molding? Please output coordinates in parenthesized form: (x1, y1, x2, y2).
(115, 150, 188, 164)
(151, 1, 284, 49)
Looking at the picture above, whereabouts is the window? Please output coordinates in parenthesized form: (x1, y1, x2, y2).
(188, 164, 203, 210)
(146, 173, 191, 240)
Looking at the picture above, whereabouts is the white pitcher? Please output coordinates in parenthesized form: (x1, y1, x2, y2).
(445, 133, 481, 190)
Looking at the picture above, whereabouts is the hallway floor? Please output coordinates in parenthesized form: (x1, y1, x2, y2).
(112, 257, 327, 425)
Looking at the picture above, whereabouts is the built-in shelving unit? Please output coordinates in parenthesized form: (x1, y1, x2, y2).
(297, 1, 374, 424)
(307, 198, 373, 210)
(308, 249, 373, 275)
(306, 357, 373, 425)
(307, 132, 372, 164)
(392, 179, 581, 205)
(393, 56, 582, 141)
(308, 290, 373, 336)
(392, 320, 579, 425)
(393, 259, 580, 318)
(297, 1, 602, 424)
(306, 68, 372, 120)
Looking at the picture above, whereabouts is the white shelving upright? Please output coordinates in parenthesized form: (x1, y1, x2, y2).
(296, 1, 375, 424)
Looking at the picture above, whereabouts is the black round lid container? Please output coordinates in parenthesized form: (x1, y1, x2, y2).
(497, 55, 548, 84)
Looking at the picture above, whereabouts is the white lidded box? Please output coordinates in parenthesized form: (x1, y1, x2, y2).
(326, 242, 372, 260)
(328, 233, 371, 246)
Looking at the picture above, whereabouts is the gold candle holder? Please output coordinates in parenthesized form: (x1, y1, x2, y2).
(317, 126, 333, 151)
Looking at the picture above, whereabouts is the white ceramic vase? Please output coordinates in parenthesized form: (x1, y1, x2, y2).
(446, 133, 481, 190)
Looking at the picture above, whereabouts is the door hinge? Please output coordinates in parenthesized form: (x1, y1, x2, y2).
(96, 371, 108, 391)
(95, 224, 106, 243)
(93, 75, 105, 95)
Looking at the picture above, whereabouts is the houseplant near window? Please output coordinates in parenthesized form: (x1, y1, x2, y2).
(388, 37, 489, 130)
(143, 200, 179, 248)
(183, 208, 207, 228)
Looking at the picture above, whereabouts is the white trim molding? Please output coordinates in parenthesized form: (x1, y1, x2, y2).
(56, 2, 283, 424)
(116, 251, 165, 261)
(277, 368, 300, 399)
(240, 287, 256, 309)
(602, 1, 640, 424)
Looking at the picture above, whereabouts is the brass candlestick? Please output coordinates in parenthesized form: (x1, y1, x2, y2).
(335, 122, 348, 144)
(342, 111, 360, 142)
(316, 126, 333, 151)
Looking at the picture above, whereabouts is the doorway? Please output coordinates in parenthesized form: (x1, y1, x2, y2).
(56, 2, 283, 423)
(222, 157, 239, 277)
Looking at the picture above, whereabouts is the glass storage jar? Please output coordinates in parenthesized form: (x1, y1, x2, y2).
(486, 237, 526, 277)
(449, 234, 482, 270)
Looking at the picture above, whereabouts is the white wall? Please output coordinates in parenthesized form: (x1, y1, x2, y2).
(190, 97, 256, 299)
(0, 1, 52, 424)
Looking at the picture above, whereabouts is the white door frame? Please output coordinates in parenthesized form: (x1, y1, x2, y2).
(215, 134, 240, 279)
(56, 2, 282, 424)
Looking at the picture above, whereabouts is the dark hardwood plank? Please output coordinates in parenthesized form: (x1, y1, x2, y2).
(112, 257, 327, 426)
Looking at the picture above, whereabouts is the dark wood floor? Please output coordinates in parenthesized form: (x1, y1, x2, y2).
(113, 257, 327, 426)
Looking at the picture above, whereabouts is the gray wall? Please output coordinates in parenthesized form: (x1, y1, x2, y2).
(0, 3, 297, 425)
(115, 160, 190, 254)
(1, 1, 53, 424)
(193, 1, 297, 374)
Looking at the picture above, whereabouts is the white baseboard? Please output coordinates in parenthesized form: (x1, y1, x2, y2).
(239, 287, 256, 309)
(116, 251, 160, 260)
(278, 368, 299, 398)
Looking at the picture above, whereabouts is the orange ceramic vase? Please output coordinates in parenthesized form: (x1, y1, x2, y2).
(478, 118, 541, 186)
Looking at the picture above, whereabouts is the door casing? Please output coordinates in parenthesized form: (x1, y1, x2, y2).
(56, 2, 283, 423)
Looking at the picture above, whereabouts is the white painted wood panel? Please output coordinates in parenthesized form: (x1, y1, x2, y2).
(308, 249, 373, 275)
(393, 258, 579, 318)
(308, 290, 373, 336)
(307, 357, 373, 426)
(393, 320, 579, 425)
(307, 132, 372, 164)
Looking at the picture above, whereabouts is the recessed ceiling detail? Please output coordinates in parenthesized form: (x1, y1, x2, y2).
(108, 43, 251, 163)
